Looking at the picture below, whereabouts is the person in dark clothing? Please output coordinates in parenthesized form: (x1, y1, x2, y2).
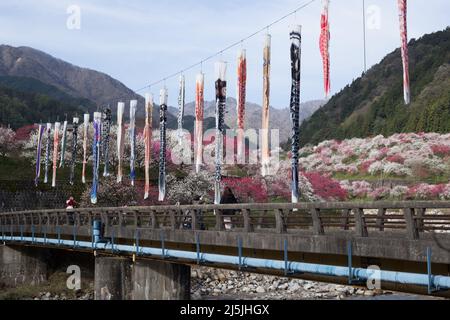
(220, 187, 238, 230)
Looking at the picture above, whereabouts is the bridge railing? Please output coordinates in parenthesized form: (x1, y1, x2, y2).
(1, 201, 450, 240)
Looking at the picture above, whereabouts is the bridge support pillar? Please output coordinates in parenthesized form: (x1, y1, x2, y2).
(132, 260, 191, 300)
(94, 256, 132, 300)
(0, 245, 48, 287)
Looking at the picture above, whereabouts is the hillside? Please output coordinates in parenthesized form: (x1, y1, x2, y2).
(0, 45, 178, 127)
(0, 85, 85, 129)
(299, 27, 450, 146)
(0, 45, 141, 107)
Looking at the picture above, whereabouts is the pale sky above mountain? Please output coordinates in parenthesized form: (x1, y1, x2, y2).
(0, 0, 448, 109)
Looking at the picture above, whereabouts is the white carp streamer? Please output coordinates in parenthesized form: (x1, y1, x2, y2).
(195, 73, 205, 174)
(214, 61, 227, 205)
(261, 34, 272, 177)
(177, 74, 186, 146)
(236, 49, 247, 162)
(52, 122, 61, 188)
(144, 94, 153, 200)
(398, 0, 410, 105)
(116, 102, 125, 183)
(44, 123, 52, 184)
(59, 120, 68, 168)
(129, 100, 137, 186)
(82, 114, 90, 184)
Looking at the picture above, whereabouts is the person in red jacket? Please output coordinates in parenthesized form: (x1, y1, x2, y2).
(66, 197, 77, 210)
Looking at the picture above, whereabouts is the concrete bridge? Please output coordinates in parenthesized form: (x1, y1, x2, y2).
(1, 201, 450, 300)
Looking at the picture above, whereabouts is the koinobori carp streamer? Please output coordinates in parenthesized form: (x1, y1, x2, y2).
(319, 0, 331, 98)
(261, 34, 271, 177)
(236, 49, 247, 162)
(52, 122, 61, 188)
(35, 124, 45, 187)
(116, 103, 125, 183)
(398, 0, 410, 105)
(214, 61, 227, 205)
(195, 73, 205, 174)
(144, 93, 153, 200)
(44, 123, 52, 184)
(102, 107, 112, 178)
(159, 88, 168, 202)
(70, 117, 79, 186)
(59, 120, 68, 168)
(290, 25, 302, 204)
(129, 100, 137, 186)
(91, 112, 102, 204)
(82, 114, 90, 184)
(177, 74, 186, 147)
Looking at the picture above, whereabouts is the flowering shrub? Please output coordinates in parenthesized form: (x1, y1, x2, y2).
(223, 177, 268, 203)
(304, 172, 348, 201)
(0, 127, 18, 156)
(431, 145, 450, 157)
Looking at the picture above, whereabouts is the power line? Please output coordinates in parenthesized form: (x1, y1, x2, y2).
(134, 0, 318, 93)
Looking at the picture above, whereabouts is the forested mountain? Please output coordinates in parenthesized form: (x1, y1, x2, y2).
(300, 27, 450, 146)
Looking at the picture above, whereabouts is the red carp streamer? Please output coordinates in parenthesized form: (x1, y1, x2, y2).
(398, 0, 410, 105)
(236, 49, 247, 162)
(319, 0, 330, 98)
(195, 73, 205, 174)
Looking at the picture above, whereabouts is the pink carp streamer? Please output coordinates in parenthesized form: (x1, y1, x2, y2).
(82, 114, 90, 184)
(52, 122, 61, 188)
(261, 34, 271, 177)
(116, 103, 125, 183)
(236, 49, 247, 162)
(195, 73, 205, 174)
(319, 0, 331, 98)
(144, 94, 153, 200)
(398, 0, 410, 105)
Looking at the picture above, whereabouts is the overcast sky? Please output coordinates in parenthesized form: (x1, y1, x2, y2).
(0, 0, 448, 108)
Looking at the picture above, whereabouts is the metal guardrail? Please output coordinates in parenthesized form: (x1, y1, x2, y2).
(1, 201, 450, 240)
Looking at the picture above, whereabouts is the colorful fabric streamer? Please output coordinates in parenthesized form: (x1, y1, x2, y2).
(144, 94, 153, 200)
(35, 124, 45, 187)
(52, 122, 61, 188)
(214, 62, 227, 205)
(102, 107, 112, 177)
(69, 117, 79, 186)
(236, 49, 247, 162)
(44, 123, 52, 184)
(59, 120, 68, 168)
(177, 74, 186, 146)
(159, 89, 168, 202)
(398, 0, 410, 105)
(290, 26, 302, 204)
(91, 112, 102, 205)
(261, 34, 272, 177)
(319, 0, 331, 98)
(195, 73, 205, 174)
(116, 103, 125, 183)
(129, 100, 137, 186)
(82, 114, 90, 184)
